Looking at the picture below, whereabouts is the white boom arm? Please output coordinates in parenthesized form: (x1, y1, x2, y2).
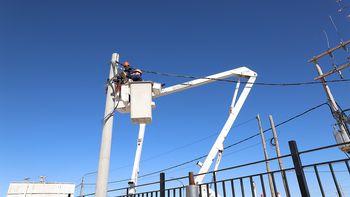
(203, 81, 244, 197)
(153, 67, 256, 98)
(195, 74, 256, 185)
(128, 123, 146, 194)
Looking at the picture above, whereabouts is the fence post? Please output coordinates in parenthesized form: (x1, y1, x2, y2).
(288, 140, 310, 197)
(189, 172, 195, 185)
(160, 173, 165, 197)
(187, 172, 199, 197)
(212, 172, 218, 197)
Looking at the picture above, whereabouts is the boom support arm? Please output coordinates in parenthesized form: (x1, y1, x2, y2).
(195, 75, 256, 184)
(153, 66, 257, 185)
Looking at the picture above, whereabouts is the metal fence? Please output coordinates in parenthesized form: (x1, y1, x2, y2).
(81, 140, 350, 197)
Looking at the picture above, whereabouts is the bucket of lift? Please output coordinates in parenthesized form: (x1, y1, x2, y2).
(130, 81, 153, 124)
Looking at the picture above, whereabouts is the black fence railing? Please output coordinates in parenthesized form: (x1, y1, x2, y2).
(80, 140, 350, 197)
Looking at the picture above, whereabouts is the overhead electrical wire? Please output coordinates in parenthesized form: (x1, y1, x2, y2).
(80, 118, 256, 185)
(105, 102, 328, 185)
(141, 69, 350, 86)
(224, 102, 328, 149)
(84, 119, 256, 185)
(114, 61, 350, 86)
(221, 142, 263, 158)
(134, 117, 256, 163)
(96, 138, 261, 186)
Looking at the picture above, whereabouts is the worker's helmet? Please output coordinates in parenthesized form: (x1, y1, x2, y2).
(133, 69, 143, 75)
(123, 61, 130, 67)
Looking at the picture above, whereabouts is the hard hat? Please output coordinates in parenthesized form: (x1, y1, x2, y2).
(133, 69, 142, 75)
(123, 61, 130, 67)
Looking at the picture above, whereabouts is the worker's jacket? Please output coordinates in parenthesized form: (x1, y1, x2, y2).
(130, 74, 142, 81)
(124, 67, 133, 78)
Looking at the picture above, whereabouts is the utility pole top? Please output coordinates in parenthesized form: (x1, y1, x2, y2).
(309, 41, 350, 153)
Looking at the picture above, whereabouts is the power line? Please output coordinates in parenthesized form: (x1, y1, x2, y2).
(131, 102, 327, 179)
(114, 61, 350, 86)
(79, 117, 255, 184)
(142, 69, 350, 86)
(222, 142, 262, 158)
(112, 142, 262, 185)
(136, 117, 256, 163)
(225, 102, 328, 149)
(106, 102, 328, 184)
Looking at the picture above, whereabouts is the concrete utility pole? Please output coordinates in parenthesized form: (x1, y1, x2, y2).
(269, 115, 290, 197)
(95, 53, 119, 197)
(256, 115, 275, 197)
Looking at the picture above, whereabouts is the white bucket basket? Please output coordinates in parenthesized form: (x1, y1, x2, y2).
(130, 81, 153, 124)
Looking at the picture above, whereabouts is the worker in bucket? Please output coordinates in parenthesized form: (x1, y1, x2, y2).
(130, 69, 143, 81)
(112, 61, 133, 93)
(122, 61, 133, 80)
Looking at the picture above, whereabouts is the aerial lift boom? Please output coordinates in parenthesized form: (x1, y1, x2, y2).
(95, 53, 257, 197)
(123, 66, 257, 194)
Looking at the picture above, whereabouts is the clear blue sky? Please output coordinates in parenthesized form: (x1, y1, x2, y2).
(1, 1, 350, 196)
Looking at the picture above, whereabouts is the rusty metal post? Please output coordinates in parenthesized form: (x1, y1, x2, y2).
(187, 172, 199, 197)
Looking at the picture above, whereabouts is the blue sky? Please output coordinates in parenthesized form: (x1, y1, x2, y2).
(1, 1, 350, 196)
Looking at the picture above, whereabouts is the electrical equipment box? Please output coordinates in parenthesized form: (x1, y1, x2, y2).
(334, 130, 350, 153)
(130, 81, 153, 124)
